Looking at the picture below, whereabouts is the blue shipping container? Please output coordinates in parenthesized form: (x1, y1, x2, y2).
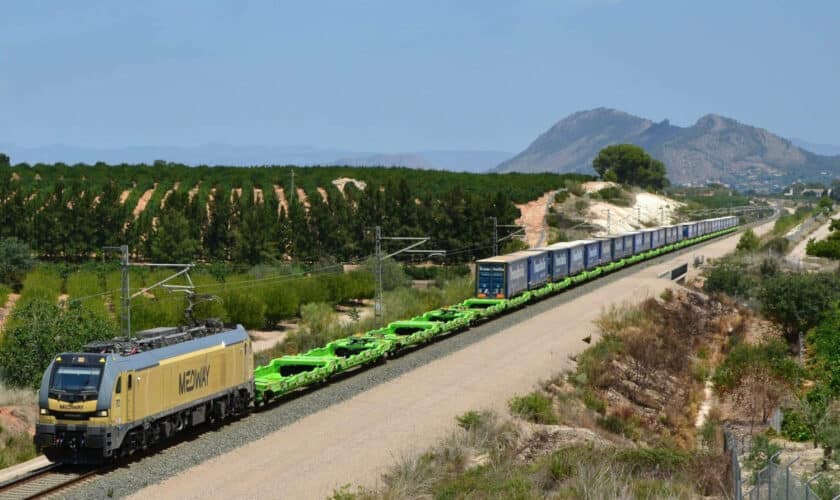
(523, 250, 549, 290)
(581, 240, 601, 270)
(475, 252, 530, 299)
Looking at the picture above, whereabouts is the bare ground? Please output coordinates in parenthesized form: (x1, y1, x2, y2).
(273, 185, 289, 212)
(131, 221, 774, 500)
(295, 188, 310, 208)
(331, 177, 367, 195)
(515, 190, 557, 248)
(0, 293, 20, 333)
(132, 184, 157, 219)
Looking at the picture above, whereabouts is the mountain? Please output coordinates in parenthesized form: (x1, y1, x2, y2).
(496, 108, 840, 190)
(0, 143, 511, 173)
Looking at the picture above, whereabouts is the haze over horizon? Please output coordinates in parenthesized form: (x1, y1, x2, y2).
(1, 1, 838, 159)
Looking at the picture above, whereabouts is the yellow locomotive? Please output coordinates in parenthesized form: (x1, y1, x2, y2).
(35, 321, 254, 463)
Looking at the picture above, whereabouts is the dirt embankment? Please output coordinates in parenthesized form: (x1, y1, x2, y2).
(515, 190, 557, 248)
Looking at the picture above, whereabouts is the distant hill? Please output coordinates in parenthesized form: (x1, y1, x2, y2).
(496, 108, 840, 191)
(0, 143, 510, 173)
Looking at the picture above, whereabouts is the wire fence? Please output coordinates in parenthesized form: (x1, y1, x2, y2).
(725, 426, 821, 500)
(746, 458, 820, 500)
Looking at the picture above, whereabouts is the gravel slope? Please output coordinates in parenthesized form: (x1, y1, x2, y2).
(66, 221, 772, 500)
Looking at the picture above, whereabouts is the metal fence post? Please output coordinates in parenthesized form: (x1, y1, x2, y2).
(805, 472, 822, 500)
(786, 457, 800, 500)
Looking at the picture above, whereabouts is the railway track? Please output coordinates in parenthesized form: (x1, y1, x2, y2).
(0, 465, 100, 500)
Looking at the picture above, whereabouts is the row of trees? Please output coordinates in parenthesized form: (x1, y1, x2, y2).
(0, 162, 591, 264)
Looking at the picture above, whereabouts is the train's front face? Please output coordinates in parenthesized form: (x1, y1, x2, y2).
(35, 353, 113, 463)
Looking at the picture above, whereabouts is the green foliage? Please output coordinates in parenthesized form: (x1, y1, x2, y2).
(761, 236, 790, 254)
(18, 267, 63, 307)
(591, 185, 632, 206)
(807, 309, 840, 396)
(362, 257, 408, 291)
(771, 207, 813, 237)
(500, 238, 529, 254)
(758, 272, 838, 338)
(0, 428, 37, 469)
(818, 195, 834, 211)
(781, 407, 814, 442)
(509, 392, 557, 424)
(0, 284, 10, 310)
(703, 261, 755, 298)
(432, 465, 533, 500)
(807, 237, 840, 259)
(1, 163, 591, 264)
(0, 237, 33, 288)
(220, 289, 267, 329)
(712, 339, 801, 392)
(744, 434, 781, 471)
(813, 475, 840, 499)
(455, 410, 490, 431)
(564, 180, 586, 197)
(592, 144, 670, 190)
(0, 299, 117, 388)
(736, 229, 760, 252)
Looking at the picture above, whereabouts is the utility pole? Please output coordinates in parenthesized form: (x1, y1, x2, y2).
(371, 227, 442, 326)
(103, 245, 131, 339)
(491, 220, 526, 253)
(103, 245, 195, 340)
(374, 226, 383, 320)
(490, 217, 498, 255)
(606, 209, 611, 234)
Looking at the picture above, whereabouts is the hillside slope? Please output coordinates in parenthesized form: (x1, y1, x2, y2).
(496, 108, 840, 191)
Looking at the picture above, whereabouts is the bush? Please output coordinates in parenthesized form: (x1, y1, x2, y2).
(781, 408, 813, 442)
(0, 299, 117, 388)
(456, 410, 489, 431)
(0, 237, 33, 288)
(509, 392, 557, 424)
(736, 229, 760, 252)
(564, 180, 586, 197)
(703, 262, 754, 298)
(220, 290, 267, 329)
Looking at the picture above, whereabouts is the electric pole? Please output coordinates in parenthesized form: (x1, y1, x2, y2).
(490, 217, 498, 255)
(103, 245, 195, 340)
(606, 209, 611, 234)
(371, 227, 442, 326)
(103, 245, 131, 339)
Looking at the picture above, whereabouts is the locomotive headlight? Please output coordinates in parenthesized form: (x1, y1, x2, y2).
(96, 410, 109, 417)
(39, 408, 48, 415)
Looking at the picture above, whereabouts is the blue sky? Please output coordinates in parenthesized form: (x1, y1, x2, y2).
(1, 1, 837, 153)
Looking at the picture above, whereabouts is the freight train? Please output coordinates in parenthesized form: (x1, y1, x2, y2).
(35, 215, 738, 464)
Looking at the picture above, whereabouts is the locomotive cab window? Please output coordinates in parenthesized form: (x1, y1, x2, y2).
(115, 376, 122, 394)
(128, 374, 132, 390)
(49, 365, 103, 398)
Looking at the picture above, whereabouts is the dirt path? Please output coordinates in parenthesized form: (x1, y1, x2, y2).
(332, 177, 366, 195)
(253, 188, 264, 204)
(787, 215, 834, 264)
(160, 182, 180, 209)
(0, 293, 20, 332)
(295, 188, 310, 208)
(132, 184, 157, 219)
(316, 187, 328, 204)
(273, 185, 289, 213)
(515, 190, 557, 248)
(131, 221, 774, 500)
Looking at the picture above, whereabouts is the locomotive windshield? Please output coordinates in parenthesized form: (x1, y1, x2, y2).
(50, 365, 103, 395)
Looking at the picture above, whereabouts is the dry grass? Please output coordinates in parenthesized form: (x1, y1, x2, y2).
(0, 382, 36, 407)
